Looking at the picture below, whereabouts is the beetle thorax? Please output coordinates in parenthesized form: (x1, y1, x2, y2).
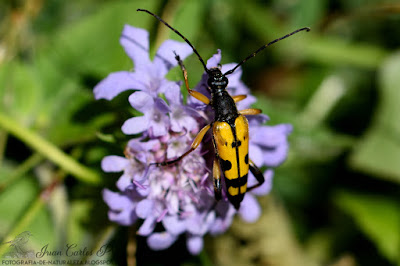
(207, 68, 239, 124)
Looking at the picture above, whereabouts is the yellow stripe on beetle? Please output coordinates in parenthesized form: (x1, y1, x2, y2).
(213, 121, 237, 180)
(228, 186, 239, 196)
(235, 116, 249, 177)
(212, 115, 249, 185)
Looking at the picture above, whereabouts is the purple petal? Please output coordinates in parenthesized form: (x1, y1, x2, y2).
(103, 189, 130, 210)
(137, 217, 156, 236)
(227, 82, 256, 109)
(262, 141, 290, 167)
(103, 189, 136, 225)
(121, 116, 149, 135)
(154, 40, 193, 75)
(101, 156, 128, 172)
(206, 49, 221, 68)
(169, 105, 199, 133)
(120, 25, 150, 70)
(108, 210, 136, 226)
(127, 138, 161, 154)
(148, 109, 169, 137)
(162, 215, 187, 235)
(128, 91, 154, 112)
(157, 79, 180, 95)
(250, 124, 292, 167)
(147, 232, 178, 250)
(187, 236, 203, 255)
(248, 169, 274, 196)
(252, 124, 293, 146)
(248, 114, 269, 126)
(164, 83, 182, 105)
(136, 199, 154, 219)
(210, 202, 236, 235)
(94, 71, 137, 100)
(154, 97, 170, 113)
(136, 183, 150, 197)
(166, 134, 191, 158)
(166, 193, 179, 214)
(222, 62, 241, 82)
(187, 211, 215, 236)
(236, 96, 256, 110)
(238, 194, 261, 223)
(249, 144, 264, 167)
(116, 173, 133, 191)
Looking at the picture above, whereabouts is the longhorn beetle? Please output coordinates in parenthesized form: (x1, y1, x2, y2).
(137, 9, 310, 210)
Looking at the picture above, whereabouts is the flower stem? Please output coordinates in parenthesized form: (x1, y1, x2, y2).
(81, 225, 117, 262)
(299, 75, 346, 128)
(0, 177, 61, 257)
(153, 0, 180, 53)
(0, 153, 43, 193)
(0, 194, 44, 257)
(0, 112, 101, 185)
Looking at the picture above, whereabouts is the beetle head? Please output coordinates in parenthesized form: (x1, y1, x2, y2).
(207, 67, 228, 90)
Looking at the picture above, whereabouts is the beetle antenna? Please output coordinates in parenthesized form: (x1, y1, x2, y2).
(137, 9, 209, 73)
(224, 27, 310, 76)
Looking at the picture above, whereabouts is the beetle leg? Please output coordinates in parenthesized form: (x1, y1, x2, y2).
(175, 53, 210, 105)
(213, 157, 222, 201)
(232, 94, 247, 103)
(247, 159, 265, 191)
(151, 124, 211, 167)
(239, 108, 262, 116)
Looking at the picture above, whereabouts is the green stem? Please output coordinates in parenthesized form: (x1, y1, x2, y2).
(82, 225, 116, 262)
(0, 196, 44, 257)
(0, 153, 43, 193)
(299, 75, 346, 128)
(0, 176, 62, 258)
(152, 0, 181, 54)
(0, 112, 101, 185)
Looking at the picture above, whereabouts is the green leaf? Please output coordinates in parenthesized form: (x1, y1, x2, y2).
(67, 200, 93, 247)
(290, 0, 326, 28)
(0, 61, 44, 125)
(173, 1, 207, 44)
(349, 52, 400, 183)
(0, 167, 54, 257)
(0, 112, 101, 184)
(335, 191, 400, 263)
(0, 168, 39, 232)
(45, 0, 161, 78)
(241, 2, 387, 68)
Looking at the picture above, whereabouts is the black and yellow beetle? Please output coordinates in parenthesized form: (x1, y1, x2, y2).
(138, 9, 309, 210)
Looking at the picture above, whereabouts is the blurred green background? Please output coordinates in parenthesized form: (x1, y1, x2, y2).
(0, 0, 399, 265)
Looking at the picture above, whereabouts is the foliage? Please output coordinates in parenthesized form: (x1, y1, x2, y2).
(0, 0, 399, 265)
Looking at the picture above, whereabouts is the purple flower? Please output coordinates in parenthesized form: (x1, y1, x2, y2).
(94, 25, 192, 100)
(96, 25, 292, 255)
(94, 25, 193, 137)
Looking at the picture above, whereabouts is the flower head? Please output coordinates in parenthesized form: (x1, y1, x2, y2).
(95, 25, 292, 254)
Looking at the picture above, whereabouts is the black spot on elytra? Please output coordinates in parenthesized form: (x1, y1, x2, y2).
(220, 159, 232, 172)
(226, 176, 249, 210)
(245, 154, 249, 164)
(224, 141, 228, 146)
(226, 174, 248, 188)
(231, 140, 242, 148)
